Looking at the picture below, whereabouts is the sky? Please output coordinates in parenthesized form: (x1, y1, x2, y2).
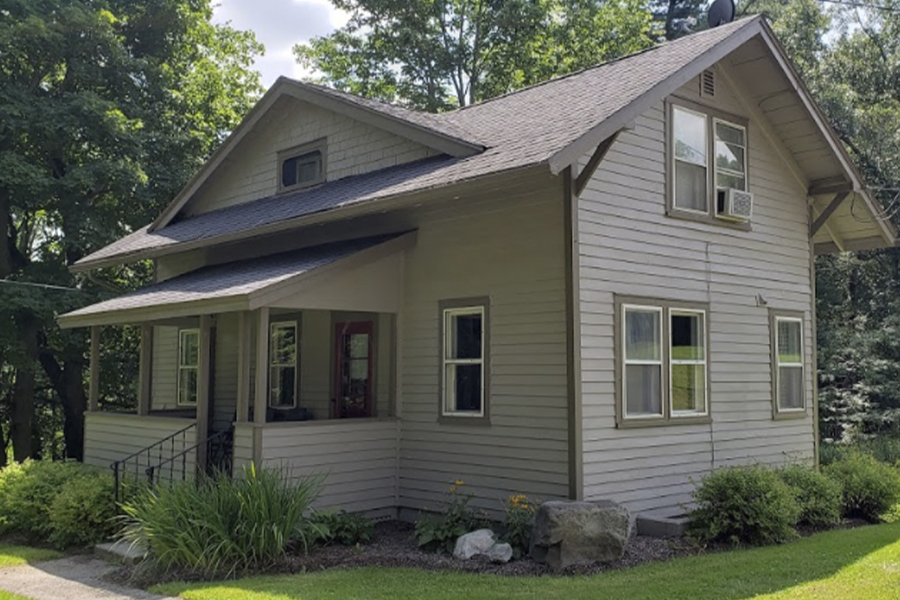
(211, 0, 349, 88)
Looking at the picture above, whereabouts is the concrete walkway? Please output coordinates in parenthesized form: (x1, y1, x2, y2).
(0, 556, 178, 600)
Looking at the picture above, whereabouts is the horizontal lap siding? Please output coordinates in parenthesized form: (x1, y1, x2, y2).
(399, 177, 570, 514)
(83, 413, 197, 479)
(189, 97, 439, 216)
(260, 420, 399, 514)
(579, 73, 814, 514)
(151, 326, 179, 410)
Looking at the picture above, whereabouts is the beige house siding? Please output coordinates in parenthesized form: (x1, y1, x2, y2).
(398, 174, 571, 513)
(577, 70, 815, 513)
(257, 419, 399, 516)
(151, 326, 179, 410)
(83, 413, 196, 476)
(186, 96, 441, 217)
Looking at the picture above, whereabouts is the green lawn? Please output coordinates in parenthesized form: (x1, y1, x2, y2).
(156, 522, 900, 600)
(0, 543, 61, 569)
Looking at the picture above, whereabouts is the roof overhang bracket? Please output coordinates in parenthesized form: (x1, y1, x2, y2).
(808, 178, 854, 197)
(573, 131, 621, 198)
(810, 191, 850, 238)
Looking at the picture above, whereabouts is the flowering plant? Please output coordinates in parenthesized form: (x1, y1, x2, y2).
(502, 493, 538, 558)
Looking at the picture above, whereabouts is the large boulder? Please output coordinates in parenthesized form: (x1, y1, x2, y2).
(529, 500, 632, 570)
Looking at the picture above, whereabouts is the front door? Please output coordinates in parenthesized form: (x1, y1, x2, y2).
(333, 321, 374, 418)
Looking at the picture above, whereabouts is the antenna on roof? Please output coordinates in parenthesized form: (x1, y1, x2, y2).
(707, 0, 735, 27)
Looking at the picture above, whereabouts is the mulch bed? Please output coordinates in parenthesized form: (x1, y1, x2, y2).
(111, 520, 697, 588)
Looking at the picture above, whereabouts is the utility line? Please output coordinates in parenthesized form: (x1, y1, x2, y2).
(0, 279, 87, 293)
(816, 0, 900, 12)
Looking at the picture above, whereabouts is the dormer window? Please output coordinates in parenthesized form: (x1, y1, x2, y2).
(278, 140, 325, 192)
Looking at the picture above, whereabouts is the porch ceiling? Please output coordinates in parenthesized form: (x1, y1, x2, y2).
(59, 232, 413, 328)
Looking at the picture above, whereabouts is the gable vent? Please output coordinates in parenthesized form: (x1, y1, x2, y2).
(700, 69, 716, 99)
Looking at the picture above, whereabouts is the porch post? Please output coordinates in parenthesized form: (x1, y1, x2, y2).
(88, 326, 100, 412)
(137, 324, 153, 416)
(253, 307, 270, 425)
(236, 311, 252, 422)
(196, 315, 213, 470)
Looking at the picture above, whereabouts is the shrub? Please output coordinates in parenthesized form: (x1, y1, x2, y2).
(120, 464, 323, 577)
(688, 465, 801, 546)
(49, 467, 118, 548)
(824, 452, 900, 522)
(415, 480, 480, 553)
(0, 460, 115, 547)
(310, 510, 375, 546)
(501, 494, 538, 559)
(776, 465, 842, 529)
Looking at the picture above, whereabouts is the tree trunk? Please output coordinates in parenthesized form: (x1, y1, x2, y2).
(38, 350, 87, 461)
(10, 315, 40, 462)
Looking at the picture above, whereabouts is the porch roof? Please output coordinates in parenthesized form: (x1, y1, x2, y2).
(59, 233, 411, 328)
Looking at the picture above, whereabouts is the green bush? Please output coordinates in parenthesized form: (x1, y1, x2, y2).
(824, 452, 900, 521)
(688, 465, 801, 546)
(310, 510, 374, 546)
(776, 465, 842, 529)
(820, 437, 900, 466)
(0, 460, 115, 547)
(120, 464, 323, 577)
(49, 468, 118, 548)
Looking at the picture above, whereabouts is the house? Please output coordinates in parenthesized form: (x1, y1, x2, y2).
(60, 16, 896, 519)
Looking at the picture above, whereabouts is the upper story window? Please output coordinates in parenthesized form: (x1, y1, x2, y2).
(669, 100, 750, 226)
(278, 140, 325, 192)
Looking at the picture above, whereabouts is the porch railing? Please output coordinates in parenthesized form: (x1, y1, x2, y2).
(110, 422, 197, 506)
(146, 427, 234, 487)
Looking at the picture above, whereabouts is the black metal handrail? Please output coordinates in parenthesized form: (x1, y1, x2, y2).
(146, 427, 234, 487)
(110, 422, 196, 506)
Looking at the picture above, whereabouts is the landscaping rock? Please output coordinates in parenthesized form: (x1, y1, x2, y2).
(485, 542, 514, 563)
(530, 500, 632, 570)
(453, 529, 497, 560)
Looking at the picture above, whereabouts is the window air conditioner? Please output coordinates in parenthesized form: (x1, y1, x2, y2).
(716, 188, 753, 222)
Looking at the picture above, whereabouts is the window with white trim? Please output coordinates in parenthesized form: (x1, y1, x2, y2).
(618, 299, 709, 425)
(441, 303, 487, 417)
(670, 102, 748, 222)
(278, 140, 325, 192)
(269, 321, 298, 408)
(773, 314, 805, 413)
(177, 329, 200, 406)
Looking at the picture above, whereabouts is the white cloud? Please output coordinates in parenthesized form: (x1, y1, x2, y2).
(212, 0, 349, 87)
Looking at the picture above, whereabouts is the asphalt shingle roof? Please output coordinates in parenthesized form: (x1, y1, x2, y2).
(63, 235, 396, 322)
(76, 18, 758, 269)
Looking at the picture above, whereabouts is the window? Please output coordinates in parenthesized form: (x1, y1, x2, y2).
(278, 140, 325, 191)
(669, 101, 748, 224)
(269, 321, 298, 408)
(617, 298, 709, 425)
(771, 312, 805, 415)
(177, 329, 200, 406)
(440, 299, 489, 419)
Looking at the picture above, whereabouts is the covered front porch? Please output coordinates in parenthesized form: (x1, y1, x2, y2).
(61, 234, 411, 515)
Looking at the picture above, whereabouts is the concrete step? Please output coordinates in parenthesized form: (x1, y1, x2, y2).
(95, 540, 148, 565)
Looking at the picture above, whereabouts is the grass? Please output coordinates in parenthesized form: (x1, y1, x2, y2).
(0, 593, 32, 600)
(155, 522, 900, 600)
(0, 543, 61, 569)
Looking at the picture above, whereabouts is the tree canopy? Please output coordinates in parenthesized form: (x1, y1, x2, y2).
(0, 0, 262, 462)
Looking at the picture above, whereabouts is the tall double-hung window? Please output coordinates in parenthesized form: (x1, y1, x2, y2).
(617, 297, 709, 426)
(771, 311, 806, 417)
(670, 101, 748, 223)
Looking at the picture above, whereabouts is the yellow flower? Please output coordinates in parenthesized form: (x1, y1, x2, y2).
(449, 485, 457, 493)
(454, 479, 465, 486)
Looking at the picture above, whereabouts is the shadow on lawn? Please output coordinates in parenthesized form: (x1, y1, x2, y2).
(155, 523, 900, 600)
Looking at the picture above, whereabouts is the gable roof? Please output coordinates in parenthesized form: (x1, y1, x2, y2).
(73, 16, 895, 272)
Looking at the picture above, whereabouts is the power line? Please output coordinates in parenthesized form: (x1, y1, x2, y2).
(0, 279, 87, 293)
(817, 0, 900, 13)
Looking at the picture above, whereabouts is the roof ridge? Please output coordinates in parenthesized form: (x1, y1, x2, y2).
(441, 16, 760, 117)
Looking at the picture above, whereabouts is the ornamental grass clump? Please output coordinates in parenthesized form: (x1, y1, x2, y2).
(688, 465, 801, 546)
(120, 464, 323, 577)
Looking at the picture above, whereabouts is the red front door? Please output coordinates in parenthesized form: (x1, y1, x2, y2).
(333, 321, 374, 419)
